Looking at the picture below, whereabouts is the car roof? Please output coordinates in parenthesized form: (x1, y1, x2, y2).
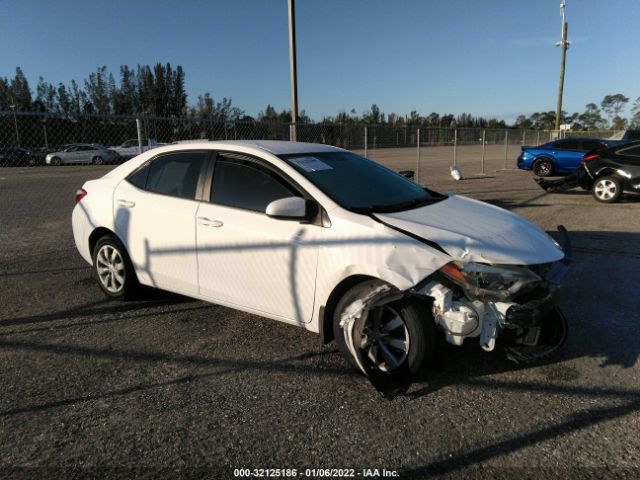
(171, 140, 341, 155)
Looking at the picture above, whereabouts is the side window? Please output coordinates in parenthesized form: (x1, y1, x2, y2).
(211, 157, 300, 212)
(617, 146, 640, 158)
(127, 162, 150, 189)
(145, 151, 207, 200)
(581, 141, 602, 152)
(556, 140, 579, 150)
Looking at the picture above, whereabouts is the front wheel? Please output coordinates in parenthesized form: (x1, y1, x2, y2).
(592, 176, 622, 203)
(52, 157, 62, 166)
(333, 280, 435, 376)
(92, 156, 104, 165)
(92, 235, 139, 299)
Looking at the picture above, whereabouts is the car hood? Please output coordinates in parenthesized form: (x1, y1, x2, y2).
(374, 194, 564, 265)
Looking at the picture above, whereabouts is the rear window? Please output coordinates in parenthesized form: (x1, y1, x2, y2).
(581, 141, 604, 152)
(617, 145, 640, 158)
(145, 151, 207, 200)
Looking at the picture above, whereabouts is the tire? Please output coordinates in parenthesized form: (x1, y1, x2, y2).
(92, 156, 104, 165)
(592, 176, 622, 203)
(533, 157, 554, 177)
(52, 157, 62, 166)
(92, 235, 139, 300)
(333, 280, 436, 376)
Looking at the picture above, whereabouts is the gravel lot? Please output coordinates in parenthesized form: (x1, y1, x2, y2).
(1, 147, 639, 479)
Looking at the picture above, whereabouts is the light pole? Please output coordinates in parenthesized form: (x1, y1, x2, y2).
(287, 0, 299, 141)
(554, 1, 571, 132)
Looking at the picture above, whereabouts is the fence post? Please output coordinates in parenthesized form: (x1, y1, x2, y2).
(136, 118, 144, 154)
(364, 126, 368, 158)
(503, 129, 508, 169)
(416, 128, 420, 184)
(536, 130, 540, 146)
(481, 129, 486, 174)
(42, 118, 49, 149)
(521, 130, 526, 147)
(453, 128, 458, 167)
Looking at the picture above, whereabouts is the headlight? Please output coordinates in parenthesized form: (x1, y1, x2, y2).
(439, 261, 542, 301)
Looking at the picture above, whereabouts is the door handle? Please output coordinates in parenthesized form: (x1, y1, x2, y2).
(117, 199, 136, 208)
(197, 217, 223, 228)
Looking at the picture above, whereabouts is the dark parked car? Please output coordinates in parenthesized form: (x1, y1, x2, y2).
(536, 141, 640, 203)
(0, 147, 38, 167)
(517, 137, 617, 177)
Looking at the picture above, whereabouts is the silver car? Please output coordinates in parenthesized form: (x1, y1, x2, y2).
(45, 144, 120, 166)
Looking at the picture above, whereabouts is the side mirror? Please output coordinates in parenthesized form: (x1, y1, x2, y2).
(265, 196, 307, 220)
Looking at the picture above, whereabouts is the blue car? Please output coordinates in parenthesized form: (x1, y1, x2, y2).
(517, 137, 616, 177)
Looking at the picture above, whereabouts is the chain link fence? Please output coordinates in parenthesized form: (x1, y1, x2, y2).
(0, 112, 619, 180)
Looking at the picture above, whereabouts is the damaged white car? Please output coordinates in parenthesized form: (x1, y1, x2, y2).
(72, 141, 571, 397)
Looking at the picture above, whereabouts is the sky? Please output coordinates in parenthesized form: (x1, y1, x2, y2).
(1, 0, 638, 122)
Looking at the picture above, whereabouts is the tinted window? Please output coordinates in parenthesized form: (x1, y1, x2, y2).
(554, 140, 579, 150)
(581, 141, 603, 152)
(146, 152, 206, 199)
(211, 157, 300, 212)
(281, 151, 436, 213)
(617, 145, 640, 157)
(127, 163, 150, 189)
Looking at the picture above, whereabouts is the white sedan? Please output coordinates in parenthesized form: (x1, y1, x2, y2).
(72, 140, 571, 396)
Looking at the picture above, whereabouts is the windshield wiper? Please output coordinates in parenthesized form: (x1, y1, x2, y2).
(369, 197, 435, 213)
(348, 197, 437, 215)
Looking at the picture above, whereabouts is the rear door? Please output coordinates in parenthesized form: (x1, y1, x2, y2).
(112, 150, 209, 294)
(195, 152, 320, 323)
(552, 140, 582, 172)
(64, 145, 82, 164)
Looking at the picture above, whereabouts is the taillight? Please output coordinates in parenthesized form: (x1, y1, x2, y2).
(583, 153, 600, 163)
(75, 188, 87, 204)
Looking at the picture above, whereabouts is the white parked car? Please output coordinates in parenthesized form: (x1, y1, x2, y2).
(110, 139, 165, 159)
(46, 144, 120, 165)
(72, 141, 571, 396)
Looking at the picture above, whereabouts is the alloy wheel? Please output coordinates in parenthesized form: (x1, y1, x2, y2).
(359, 306, 410, 372)
(594, 179, 617, 201)
(96, 244, 125, 293)
(534, 159, 552, 176)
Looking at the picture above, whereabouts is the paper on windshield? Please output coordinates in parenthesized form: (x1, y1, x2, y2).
(288, 156, 333, 172)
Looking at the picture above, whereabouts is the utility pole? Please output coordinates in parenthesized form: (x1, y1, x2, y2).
(287, 0, 299, 141)
(554, 1, 570, 131)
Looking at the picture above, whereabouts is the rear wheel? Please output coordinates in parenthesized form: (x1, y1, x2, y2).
(592, 176, 622, 203)
(333, 280, 435, 376)
(92, 235, 139, 300)
(533, 157, 554, 177)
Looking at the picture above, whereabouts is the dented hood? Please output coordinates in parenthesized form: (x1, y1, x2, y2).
(375, 195, 564, 265)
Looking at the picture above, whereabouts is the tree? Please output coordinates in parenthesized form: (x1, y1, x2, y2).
(9, 67, 32, 110)
(578, 103, 606, 130)
(362, 104, 382, 124)
(629, 97, 640, 129)
(57, 83, 72, 113)
(34, 77, 58, 112)
(612, 116, 628, 130)
(85, 66, 111, 114)
(601, 94, 629, 127)
(514, 115, 532, 129)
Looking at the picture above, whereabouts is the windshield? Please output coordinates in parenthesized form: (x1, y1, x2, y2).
(281, 151, 441, 213)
